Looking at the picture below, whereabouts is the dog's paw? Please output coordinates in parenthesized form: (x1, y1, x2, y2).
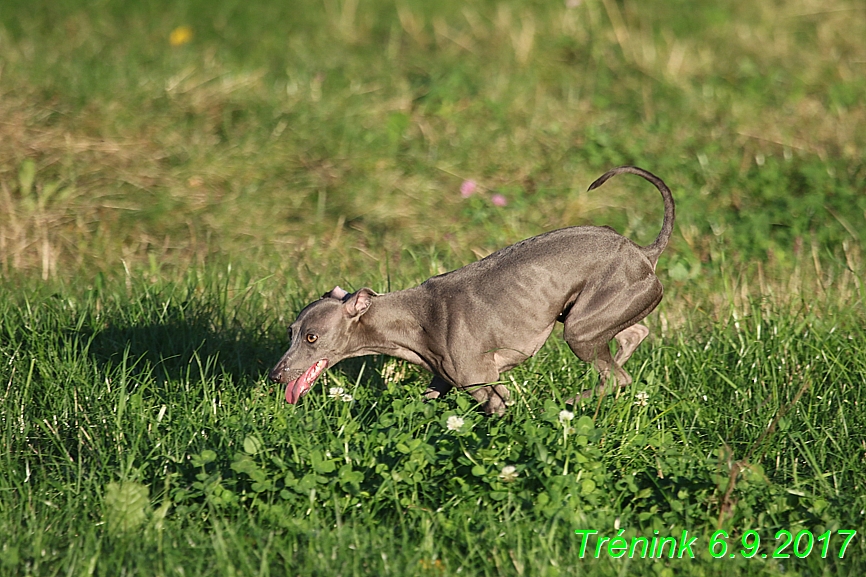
(483, 384, 510, 417)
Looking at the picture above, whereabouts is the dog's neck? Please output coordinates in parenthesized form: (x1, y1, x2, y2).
(350, 288, 436, 371)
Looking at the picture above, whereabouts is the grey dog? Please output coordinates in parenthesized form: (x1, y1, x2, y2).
(269, 165, 675, 415)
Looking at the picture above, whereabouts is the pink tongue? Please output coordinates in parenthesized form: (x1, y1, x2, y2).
(285, 379, 304, 404)
(284, 360, 328, 404)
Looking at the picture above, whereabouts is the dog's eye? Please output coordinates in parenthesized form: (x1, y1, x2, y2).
(305, 333, 318, 344)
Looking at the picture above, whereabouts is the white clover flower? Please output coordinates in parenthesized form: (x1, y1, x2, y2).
(499, 465, 518, 482)
(328, 386, 345, 399)
(634, 391, 649, 407)
(340, 393, 354, 402)
(446, 415, 464, 431)
(558, 410, 574, 424)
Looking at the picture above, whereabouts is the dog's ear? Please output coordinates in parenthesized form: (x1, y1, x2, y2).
(343, 288, 377, 318)
(323, 286, 349, 300)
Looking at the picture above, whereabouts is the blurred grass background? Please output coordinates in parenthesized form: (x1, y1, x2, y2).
(1, 0, 863, 311)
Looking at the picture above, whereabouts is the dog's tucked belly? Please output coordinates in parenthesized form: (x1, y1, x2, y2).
(492, 321, 557, 372)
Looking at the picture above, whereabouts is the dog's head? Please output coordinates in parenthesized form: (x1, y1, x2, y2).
(269, 286, 377, 403)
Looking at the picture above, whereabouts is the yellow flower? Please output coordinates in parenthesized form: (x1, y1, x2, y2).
(419, 559, 445, 572)
(169, 26, 194, 47)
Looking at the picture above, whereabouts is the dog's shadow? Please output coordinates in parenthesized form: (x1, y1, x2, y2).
(80, 291, 389, 400)
(80, 294, 283, 392)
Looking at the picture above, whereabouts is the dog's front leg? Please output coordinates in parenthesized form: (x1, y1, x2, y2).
(423, 375, 453, 400)
(459, 383, 510, 417)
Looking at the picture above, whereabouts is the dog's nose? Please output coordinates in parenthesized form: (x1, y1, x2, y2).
(268, 365, 284, 383)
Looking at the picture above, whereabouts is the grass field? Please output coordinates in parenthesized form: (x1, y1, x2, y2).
(1, 0, 865, 575)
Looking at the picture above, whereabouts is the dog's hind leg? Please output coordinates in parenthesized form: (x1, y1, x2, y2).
(561, 270, 662, 402)
(613, 323, 650, 367)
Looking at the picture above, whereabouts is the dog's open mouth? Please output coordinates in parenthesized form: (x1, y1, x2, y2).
(285, 359, 329, 404)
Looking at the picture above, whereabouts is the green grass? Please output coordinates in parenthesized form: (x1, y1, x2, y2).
(1, 0, 865, 574)
(2, 0, 864, 284)
(0, 273, 866, 575)
(2, 269, 864, 575)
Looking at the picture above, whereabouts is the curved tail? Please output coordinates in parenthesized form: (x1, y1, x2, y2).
(588, 165, 675, 267)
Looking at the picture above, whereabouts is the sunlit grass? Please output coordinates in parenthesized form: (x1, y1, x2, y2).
(0, 0, 863, 290)
(1, 270, 864, 574)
